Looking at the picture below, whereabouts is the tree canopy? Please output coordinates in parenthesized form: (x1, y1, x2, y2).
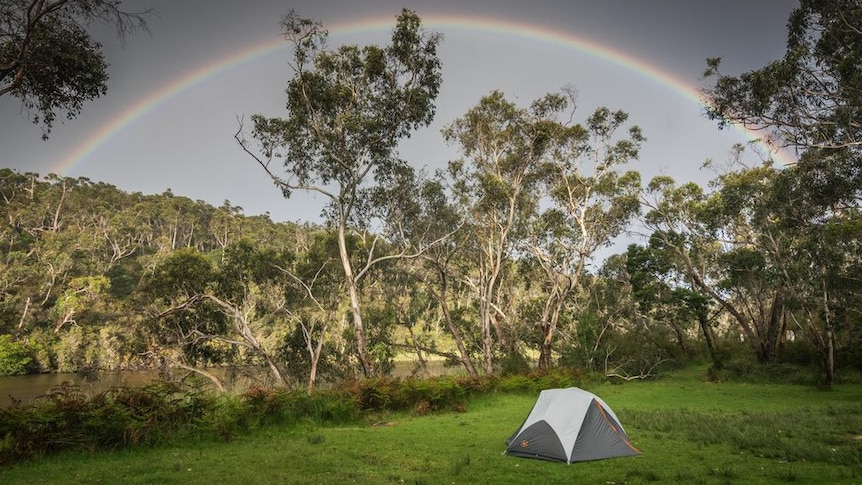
(0, 0, 151, 137)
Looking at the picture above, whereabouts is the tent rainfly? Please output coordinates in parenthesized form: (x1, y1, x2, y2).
(505, 387, 640, 463)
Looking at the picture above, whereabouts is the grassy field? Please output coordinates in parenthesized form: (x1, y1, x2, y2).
(1, 367, 860, 484)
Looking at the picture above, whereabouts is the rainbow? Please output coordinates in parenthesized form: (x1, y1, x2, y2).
(54, 12, 793, 175)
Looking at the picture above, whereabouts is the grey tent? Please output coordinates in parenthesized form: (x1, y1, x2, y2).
(505, 387, 640, 463)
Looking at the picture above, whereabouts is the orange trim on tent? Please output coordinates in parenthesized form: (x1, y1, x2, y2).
(594, 400, 641, 454)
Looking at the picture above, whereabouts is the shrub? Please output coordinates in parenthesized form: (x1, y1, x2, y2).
(0, 382, 209, 464)
(0, 335, 33, 376)
(707, 358, 824, 386)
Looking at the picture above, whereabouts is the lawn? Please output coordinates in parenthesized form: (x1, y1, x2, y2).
(2, 367, 860, 484)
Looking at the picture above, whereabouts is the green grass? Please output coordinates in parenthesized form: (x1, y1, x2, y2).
(2, 366, 861, 484)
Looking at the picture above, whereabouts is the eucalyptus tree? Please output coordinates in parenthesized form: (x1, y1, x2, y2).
(236, 9, 442, 377)
(143, 248, 230, 389)
(0, 0, 152, 137)
(530, 103, 643, 368)
(625, 242, 714, 362)
(0, 169, 40, 333)
(642, 171, 781, 363)
(412, 175, 479, 376)
(643, 155, 810, 367)
(733, 153, 860, 385)
(147, 243, 294, 389)
(703, 0, 861, 154)
(702, 0, 862, 385)
(276, 230, 349, 393)
(443, 90, 560, 373)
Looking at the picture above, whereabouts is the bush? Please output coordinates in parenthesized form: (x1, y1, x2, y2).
(0, 335, 33, 376)
(0, 382, 210, 464)
(349, 374, 501, 413)
(706, 357, 824, 386)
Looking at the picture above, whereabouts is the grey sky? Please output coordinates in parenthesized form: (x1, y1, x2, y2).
(1, 1, 799, 226)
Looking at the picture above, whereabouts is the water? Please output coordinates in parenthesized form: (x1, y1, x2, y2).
(0, 360, 463, 408)
(0, 370, 164, 408)
(0, 367, 285, 408)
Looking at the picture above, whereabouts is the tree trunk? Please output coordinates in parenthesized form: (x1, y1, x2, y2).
(337, 224, 375, 378)
(428, 276, 478, 377)
(169, 358, 226, 393)
(306, 328, 325, 394)
(537, 303, 560, 369)
(405, 324, 428, 375)
(668, 320, 689, 355)
(238, 317, 290, 388)
(480, 303, 494, 374)
(538, 323, 554, 369)
(825, 325, 835, 387)
(697, 311, 719, 365)
(822, 281, 834, 388)
(761, 288, 786, 363)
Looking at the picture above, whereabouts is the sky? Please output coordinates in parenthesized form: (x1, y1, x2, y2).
(1, 0, 800, 230)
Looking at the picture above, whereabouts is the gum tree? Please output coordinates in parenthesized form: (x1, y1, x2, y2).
(236, 9, 442, 377)
(0, 0, 151, 137)
(443, 90, 557, 373)
(703, 0, 862, 385)
(530, 104, 643, 368)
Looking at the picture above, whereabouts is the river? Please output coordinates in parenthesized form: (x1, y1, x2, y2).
(0, 368, 278, 408)
(0, 370, 162, 408)
(0, 360, 458, 408)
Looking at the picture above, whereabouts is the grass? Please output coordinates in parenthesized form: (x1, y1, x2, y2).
(1, 366, 861, 484)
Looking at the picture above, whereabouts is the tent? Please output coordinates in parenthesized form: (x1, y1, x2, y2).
(505, 387, 640, 463)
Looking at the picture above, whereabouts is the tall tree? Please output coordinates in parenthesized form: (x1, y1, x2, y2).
(412, 175, 479, 377)
(703, 0, 861, 229)
(704, 0, 861, 153)
(530, 104, 643, 368)
(643, 170, 790, 364)
(625, 242, 715, 362)
(1, 0, 151, 137)
(236, 9, 442, 377)
(443, 91, 558, 373)
(703, 2, 862, 384)
(147, 243, 295, 389)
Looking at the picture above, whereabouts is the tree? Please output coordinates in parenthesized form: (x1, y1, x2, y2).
(1, 0, 151, 137)
(625, 242, 715, 362)
(443, 90, 556, 373)
(643, 169, 790, 364)
(702, 0, 862, 385)
(50, 274, 110, 333)
(147, 244, 295, 389)
(704, 0, 861, 153)
(530, 103, 643, 368)
(276, 230, 349, 393)
(412, 175, 479, 377)
(236, 9, 442, 377)
(703, 0, 861, 223)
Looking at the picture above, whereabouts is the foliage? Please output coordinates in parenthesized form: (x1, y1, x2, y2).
(703, 0, 862, 153)
(349, 368, 586, 413)
(0, 0, 152, 137)
(1, 2, 861, 394)
(0, 335, 32, 375)
(701, 0, 862, 387)
(0, 368, 590, 464)
(237, 9, 443, 378)
(0, 169, 309, 375)
(0, 382, 209, 464)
